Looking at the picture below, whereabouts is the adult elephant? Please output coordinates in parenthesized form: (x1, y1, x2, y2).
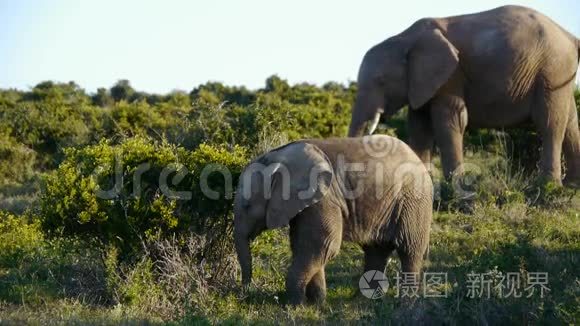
(348, 5, 580, 185)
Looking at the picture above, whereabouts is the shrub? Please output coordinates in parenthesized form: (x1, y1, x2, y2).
(0, 211, 44, 267)
(253, 95, 351, 140)
(0, 131, 36, 184)
(0, 99, 99, 169)
(41, 137, 249, 258)
(190, 82, 255, 106)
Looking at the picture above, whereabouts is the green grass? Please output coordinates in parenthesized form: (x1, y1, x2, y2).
(190, 206, 579, 325)
(1, 202, 578, 324)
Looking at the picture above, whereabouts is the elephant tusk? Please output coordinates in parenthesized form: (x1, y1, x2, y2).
(367, 109, 384, 135)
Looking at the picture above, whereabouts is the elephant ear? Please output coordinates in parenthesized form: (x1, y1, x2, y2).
(408, 28, 459, 109)
(264, 142, 334, 229)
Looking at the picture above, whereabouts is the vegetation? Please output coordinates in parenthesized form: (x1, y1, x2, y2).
(0, 78, 578, 324)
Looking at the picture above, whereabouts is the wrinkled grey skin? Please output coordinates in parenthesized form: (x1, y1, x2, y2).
(349, 5, 580, 185)
(234, 136, 433, 305)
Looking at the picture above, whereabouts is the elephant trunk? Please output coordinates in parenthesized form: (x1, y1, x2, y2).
(348, 93, 384, 137)
(234, 230, 252, 286)
(348, 108, 383, 137)
(348, 114, 367, 137)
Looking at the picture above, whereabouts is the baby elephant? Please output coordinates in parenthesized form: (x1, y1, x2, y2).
(234, 136, 433, 305)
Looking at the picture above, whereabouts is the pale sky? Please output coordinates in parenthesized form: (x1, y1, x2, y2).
(1, 0, 579, 93)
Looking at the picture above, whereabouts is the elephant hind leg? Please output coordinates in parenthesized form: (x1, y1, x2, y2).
(397, 249, 423, 283)
(563, 97, 580, 186)
(532, 87, 571, 184)
(305, 268, 326, 304)
(363, 244, 394, 273)
(286, 260, 321, 305)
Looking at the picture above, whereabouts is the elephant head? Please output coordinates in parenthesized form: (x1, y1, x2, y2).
(233, 142, 333, 286)
(348, 25, 460, 136)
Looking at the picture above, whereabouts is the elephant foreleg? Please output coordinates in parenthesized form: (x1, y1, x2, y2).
(430, 97, 468, 179)
(408, 109, 434, 171)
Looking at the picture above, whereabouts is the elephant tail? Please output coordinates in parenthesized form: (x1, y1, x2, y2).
(576, 37, 580, 64)
(577, 38, 580, 63)
(577, 38, 580, 86)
